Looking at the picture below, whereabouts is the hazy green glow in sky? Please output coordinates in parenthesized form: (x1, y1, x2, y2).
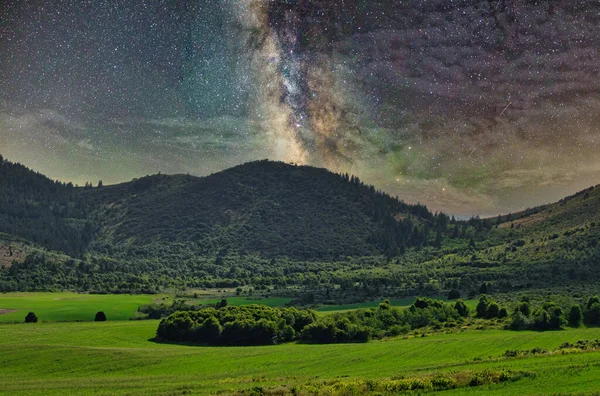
(1, 0, 600, 216)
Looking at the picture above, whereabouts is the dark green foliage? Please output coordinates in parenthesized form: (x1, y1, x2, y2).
(509, 311, 531, 330)
(195, 316, 222, 344)
(509, 300, 566, 331)
(217, 299, 228, 309)
(301, 298, 462, 344)
(486, 302, 500, 319)
(454, 300, 470, 317)
(498, 307, 509, 318)
(94, 311, 107, 322)
(476, 295, 489, 318)
(479, 283, 488, 294)
(0, 158, 93, 255)
(301, 317, 370, 344)
(447, 289, 460, 300)
(156, 305, 317, 346)
(568, 305, 583, 328)
(585, 302, 600, 325)
(156, 298, 464, 345)
(515, 302, 532, 317)
(532, 310, 553, 331)
(586, 296, 600, 311)
(85, 160, 446, 260)
(138, 300, 190, 320)
(379, 299, 391, 310)
(25, 312, 38, 323)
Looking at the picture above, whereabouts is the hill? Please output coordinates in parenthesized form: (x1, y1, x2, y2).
(1, 156, 452, 260)
(83, 160, 444, 260)
(0, 154, 599, 298)
(0, 155, 93, 255)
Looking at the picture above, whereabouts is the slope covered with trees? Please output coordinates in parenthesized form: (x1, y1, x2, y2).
(0, 154, 599, 298)
(0, 155, 93, 256)
(84, 160, 455, 260)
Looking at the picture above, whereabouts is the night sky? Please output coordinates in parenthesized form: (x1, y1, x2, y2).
(1, 0, 600, 216)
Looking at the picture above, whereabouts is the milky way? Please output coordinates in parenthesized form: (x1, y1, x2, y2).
(1, 0, 600, 216)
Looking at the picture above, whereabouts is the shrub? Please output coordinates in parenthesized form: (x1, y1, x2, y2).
(486, 303, 500, 319)
(476, 295, 489, 318)
(498, 308, 508, 318)
(585, 302, 600, 325)
(509, 311, 530, 330)
(94, 311, 107, 322)
(515, 302, 531, 317)
(447, 290, 461, 300)
(454, 300, 470, 317)
(25, 312, 38, 323)
(586, 296, 600, 311)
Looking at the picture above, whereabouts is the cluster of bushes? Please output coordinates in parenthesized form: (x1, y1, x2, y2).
(475, 295, 508, 319)
(302, 298, 466, 343)
(508, 296, 600, 331)
(157, 298, 468, 346)
(156, 305, 317, 345)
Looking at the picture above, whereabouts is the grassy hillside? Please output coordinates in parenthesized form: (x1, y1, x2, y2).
(1, 320, 600, 394)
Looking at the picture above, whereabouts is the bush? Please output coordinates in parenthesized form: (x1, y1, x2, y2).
(514, 302, 531, 317)
(509, 311, 530, 330)
(486, 303, 500, 319)
(94, 311, 107, 322)
(498, 308, 508, 318)
(585, 302, 600, 325)
(447, 290, 461, 300)
(568, 305, 583, 328)
(454, 300, 470, 317)
(586, 296, 600, 311)
(25, 312, 38, 323)
(476, 295, 489, 318)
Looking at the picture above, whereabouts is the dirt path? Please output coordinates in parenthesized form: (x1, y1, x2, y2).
(0, 309, 17, 315)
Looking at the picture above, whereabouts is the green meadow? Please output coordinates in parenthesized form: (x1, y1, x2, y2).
(0, 319, 599, 394)
(198, 296, 293, 307)
(0, 292, 161, 322)
(1, 293, 599, 395)
(0, 294, 292, 323)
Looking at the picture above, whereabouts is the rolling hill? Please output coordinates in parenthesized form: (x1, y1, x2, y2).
(0, 154, 599, 297)
(82, 160, 438, 260)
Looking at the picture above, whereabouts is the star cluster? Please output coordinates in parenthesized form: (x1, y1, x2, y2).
(1, 0, 599, 216)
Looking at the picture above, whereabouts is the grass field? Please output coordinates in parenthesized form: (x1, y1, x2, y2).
(197, 296, 293, 307)
(0, 293, 294, 323)
(1, 318, 600, 395)
(0, 293, 162, 322)
(1, 293, 599, 395)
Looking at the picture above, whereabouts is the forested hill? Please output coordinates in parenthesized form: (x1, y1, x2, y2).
(0, 156, 457, 260)
(0, 155, 93, 255)
(84, 160, 453, 259)
(2, 154, 600, 294)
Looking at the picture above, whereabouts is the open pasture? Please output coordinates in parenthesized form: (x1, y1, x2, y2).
(1, 319, 600, 395)
(0, 292, 161, 322)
